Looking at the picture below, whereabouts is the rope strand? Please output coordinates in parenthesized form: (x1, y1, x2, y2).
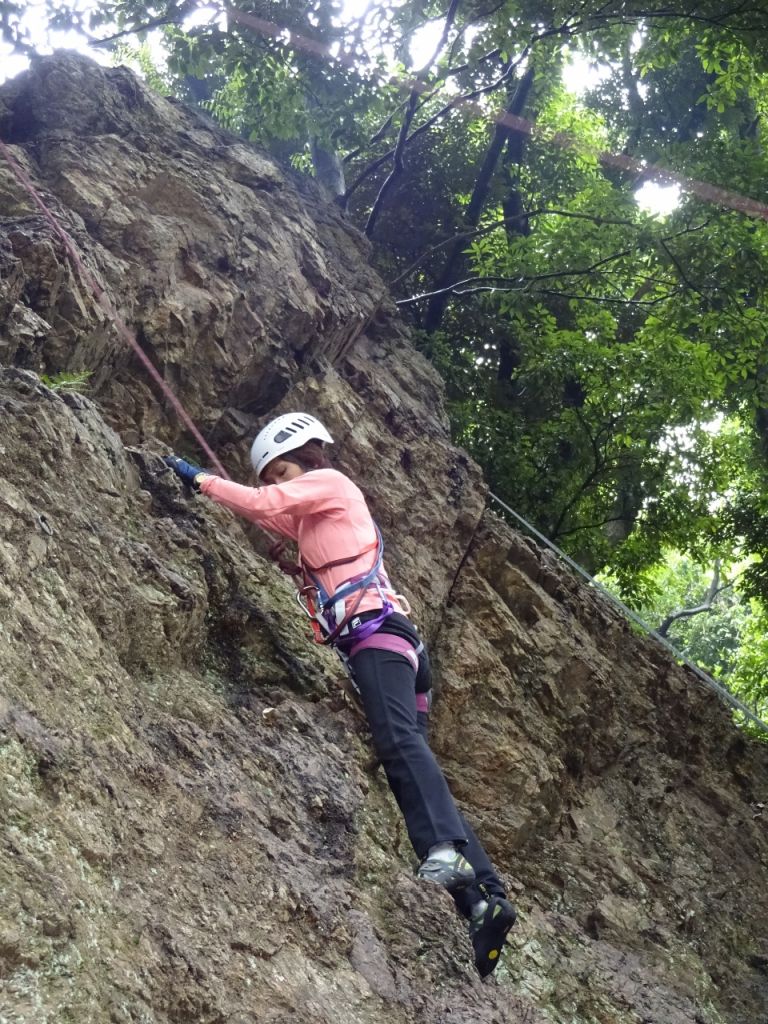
(0, 137, 230, 480)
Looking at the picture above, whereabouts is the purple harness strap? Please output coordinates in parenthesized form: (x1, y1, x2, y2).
(415, 692, 430, 713)
(347, 633, 430, 713)
(340, 601, 393, 642)
(349, 632, 418, 666)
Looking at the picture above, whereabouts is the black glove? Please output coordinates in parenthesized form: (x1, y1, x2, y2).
(163, 455, 207, 489)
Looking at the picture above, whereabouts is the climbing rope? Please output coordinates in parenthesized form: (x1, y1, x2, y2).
(0, 137, 230, 480)
(487, 491, 768, 735)
(0, 137, 304, 595)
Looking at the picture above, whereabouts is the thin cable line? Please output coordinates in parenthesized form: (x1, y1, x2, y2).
(487, 491, 768, 735)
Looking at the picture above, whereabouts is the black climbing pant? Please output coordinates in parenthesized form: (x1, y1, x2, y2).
(348, 619, 506, 919)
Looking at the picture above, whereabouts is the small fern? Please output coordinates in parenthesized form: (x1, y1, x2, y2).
(41, 370, 93, 393)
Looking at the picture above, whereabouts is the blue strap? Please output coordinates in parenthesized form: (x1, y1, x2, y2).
(307, 523, 386, 610)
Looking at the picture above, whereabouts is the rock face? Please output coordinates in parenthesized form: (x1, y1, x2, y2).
(1, 55, 767, 1024)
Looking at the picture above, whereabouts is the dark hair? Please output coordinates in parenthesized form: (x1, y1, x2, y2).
(279, 439, 331, 472)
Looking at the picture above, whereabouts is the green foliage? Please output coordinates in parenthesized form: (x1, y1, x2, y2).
(610, 549, 768, 733)
(40, 370, 93, 393)
(728, 607, 768, 723)
(113, 39, 173, 94)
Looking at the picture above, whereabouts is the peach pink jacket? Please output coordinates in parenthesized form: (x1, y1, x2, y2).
(201, 468, 404, 616)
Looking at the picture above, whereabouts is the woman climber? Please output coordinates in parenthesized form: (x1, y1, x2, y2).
(164, 412, 516, 978)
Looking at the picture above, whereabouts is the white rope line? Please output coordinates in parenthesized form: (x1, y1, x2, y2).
(487, 491, 768, 735)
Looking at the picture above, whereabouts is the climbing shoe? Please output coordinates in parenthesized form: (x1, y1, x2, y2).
(416, 850, 476, 893)
(469, 896, 516, 978)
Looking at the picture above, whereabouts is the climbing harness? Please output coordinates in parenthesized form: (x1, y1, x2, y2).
(294, 522, 410, 646)
(289, 520, 429, 712)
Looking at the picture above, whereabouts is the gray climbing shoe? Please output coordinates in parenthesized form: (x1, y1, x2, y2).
(416, 851, 475, 892)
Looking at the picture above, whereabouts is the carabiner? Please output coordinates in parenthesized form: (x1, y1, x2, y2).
(295, 585, 318, 619)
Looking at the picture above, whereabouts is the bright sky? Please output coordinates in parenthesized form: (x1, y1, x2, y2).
(0, 0, 111, 78)
(0, 1, 680, 215)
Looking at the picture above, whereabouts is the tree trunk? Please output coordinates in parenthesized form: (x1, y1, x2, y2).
(423, 66, 534, 334)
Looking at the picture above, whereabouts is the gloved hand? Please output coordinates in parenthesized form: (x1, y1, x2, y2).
(163, 454, 208, 489)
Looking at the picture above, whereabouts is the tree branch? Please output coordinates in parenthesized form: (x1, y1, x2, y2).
(656, 561, 736, 637)
(550, 407, 606, 540)
(345, 46, 504, 166)
(344, 47, 526, 204)
(388, 208, 640, 287)
(90, 10, 189, 47)
(397, 281, 680, 307)
(658, 238, 704, 297)
(554, 513, 644, 538)
(363, 89, 420, 237)
(364, 0, 462, 237)
(533, 287, 679, 306)
(423, 63, 535, 330)
(342, 99, 409, 164)
(444, 47, 502, 78)
(417, 0, 462, 75)
(399, 245, 636, 304)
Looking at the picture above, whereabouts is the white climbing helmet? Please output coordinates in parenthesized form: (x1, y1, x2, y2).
(250, 412, 334, 479)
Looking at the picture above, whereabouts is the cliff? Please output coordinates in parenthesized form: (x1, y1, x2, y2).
(1, 54, 767, 1024)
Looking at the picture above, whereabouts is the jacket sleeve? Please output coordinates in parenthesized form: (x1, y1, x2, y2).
(199, 470, 344, 534)
(253, 510, 299, 541)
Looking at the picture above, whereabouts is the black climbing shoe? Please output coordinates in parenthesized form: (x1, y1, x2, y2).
(416, 851, 475, 893)
(469, 896, 516, 978)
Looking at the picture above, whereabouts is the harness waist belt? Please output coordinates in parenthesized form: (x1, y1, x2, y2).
(345, 632, 430, 713)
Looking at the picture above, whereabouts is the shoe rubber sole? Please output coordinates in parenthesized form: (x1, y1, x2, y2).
(471, 897, 516, 977)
